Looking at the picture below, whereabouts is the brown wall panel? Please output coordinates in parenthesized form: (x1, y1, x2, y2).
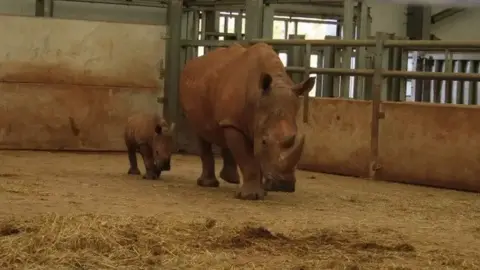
(297, 98, 371, 178)
(0, 83, 158, 151)
(379, 102, 480, 192)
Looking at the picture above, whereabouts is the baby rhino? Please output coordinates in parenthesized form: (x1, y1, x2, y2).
(124, 112, 175, 180)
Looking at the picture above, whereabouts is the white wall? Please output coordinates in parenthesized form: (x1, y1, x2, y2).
(431, 8, 480, 40)
(0, 0, 167, 25)
(367, 1, 407, 37)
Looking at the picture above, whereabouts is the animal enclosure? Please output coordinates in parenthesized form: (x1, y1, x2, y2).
(1, 1, 480, 269)
(1, 150, 480, 269)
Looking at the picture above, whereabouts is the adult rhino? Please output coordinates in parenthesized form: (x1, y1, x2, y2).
(179, 42, 315, 200)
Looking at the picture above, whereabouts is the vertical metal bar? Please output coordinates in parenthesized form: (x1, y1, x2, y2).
(341, 0, 354, 98)
(414, 56, 424, 102)
(200, 11, 207, 40)
(323, 36, 336, 97)
(422, 58, 434, 102)
(164, 0, 183, 139)
(354, 0, 368, 100)
(245, 0, 263, 40)
(390, 42, 400, 101)
(333, 46, 342, 97)
(287, 35, 305, 84)
(468, 61, 479, 105)
(47, 0, 54, 17)
(236, 10, 243, 39)
(284, 20, 289, 39)
(385, 33, 395, 101)
(224, 14, 229, 34)
(369, 32, 386, 180)
(316, 50, 324, 97)
(303, 44, 311, 123)
(432, 60, 443, 103)
(35, 0, 45, 16)
(444, 51, 453, 104)
(262, 6, 274, 39)
(398, 46, 408, 101)
(192, 11, 199, 57)
(457, 60, 467, 105)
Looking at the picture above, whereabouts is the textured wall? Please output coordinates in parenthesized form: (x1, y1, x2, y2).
(297, 98, 480, 192)
(0, 15, 166, 150)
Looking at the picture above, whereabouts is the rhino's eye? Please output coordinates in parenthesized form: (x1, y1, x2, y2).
(261, 139, 267, 146)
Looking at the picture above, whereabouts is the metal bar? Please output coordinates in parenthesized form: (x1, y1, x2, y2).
(164, 0, 183, 137)
(444, 51, 453, 103)
(35, 0, 45, 16)
(398, 45, 408, 101)
(282, 67, 480, 81)
(315, 50, 324, 97)
(245, 0, 263, 40)
(354, 0, 368, 99)
(270, 4, 343, 17)
(369, 32, 386, 180)
(431, 8, 465, 24)
(422, 58, 434, 102)
(47, 0, 54, 17)
(254, 39, 480, 49)
(236, 10, 244, 39)
(390, 40, 401, 101)
(414, 56, 424, 102)
(322, 36, 336, 97)
(468, 61, 479, 105)
(457, 60, 467, 104)
(333, 46, 342, 97)
(180, 39, 480, 52)
(55, 0, 167, 8)
(288, 35, 306, 84)
(341, 0, 354, 98)
(432, 60, 443, 103)
(303, 44, 312, 123)
(185, 6, 245, 11)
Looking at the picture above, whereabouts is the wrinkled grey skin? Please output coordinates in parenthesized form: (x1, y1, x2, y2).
(124, 113, 175, 180)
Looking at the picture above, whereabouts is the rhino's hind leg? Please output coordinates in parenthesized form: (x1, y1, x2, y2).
(220, 148, 240, 184)
(223, 128, 265, 200)
(197, 137, 220, 187)
(126, 143, 141, 175)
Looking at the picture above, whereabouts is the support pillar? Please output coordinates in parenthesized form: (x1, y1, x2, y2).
(407, 5, 431, 40)
(35, 0, 45, 16)
(262, 5, 274, 38)
(165, 0, 183, 136)
(341, 0, 354, 98)
(245, 0, 263, 40)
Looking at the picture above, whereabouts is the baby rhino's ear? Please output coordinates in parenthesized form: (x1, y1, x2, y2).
(155, 125, 163, 135)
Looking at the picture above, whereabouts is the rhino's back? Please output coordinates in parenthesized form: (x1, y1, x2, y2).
(125, 113, 166, 145)
(179, 44, 247, 144)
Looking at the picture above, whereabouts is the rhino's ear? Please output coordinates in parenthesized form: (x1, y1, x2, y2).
(292, 76, 316, 96)
(154, 124, 163, 135)
(259, 72, 272, 96)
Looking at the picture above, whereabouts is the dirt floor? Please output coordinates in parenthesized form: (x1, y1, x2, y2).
(1, 150, 480, 270)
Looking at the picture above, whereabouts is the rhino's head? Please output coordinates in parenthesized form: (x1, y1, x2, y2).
(253, 72, 315, 193)
(152, 123, 176, 174)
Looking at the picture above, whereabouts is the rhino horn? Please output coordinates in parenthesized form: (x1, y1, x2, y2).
(165, 122, 176, 136)
(278, 134, 305, 169)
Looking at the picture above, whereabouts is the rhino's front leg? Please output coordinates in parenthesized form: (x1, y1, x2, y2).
(223, 128, 266, 200)
(139, 144, 158, 180)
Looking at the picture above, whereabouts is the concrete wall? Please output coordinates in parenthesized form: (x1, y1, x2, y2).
(0, 0, 167, 25)
(0, 15, 166, 150)
(367, 1, 407, 37)
(297, 98, 480, 192)
(431, 8, 480, 40)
